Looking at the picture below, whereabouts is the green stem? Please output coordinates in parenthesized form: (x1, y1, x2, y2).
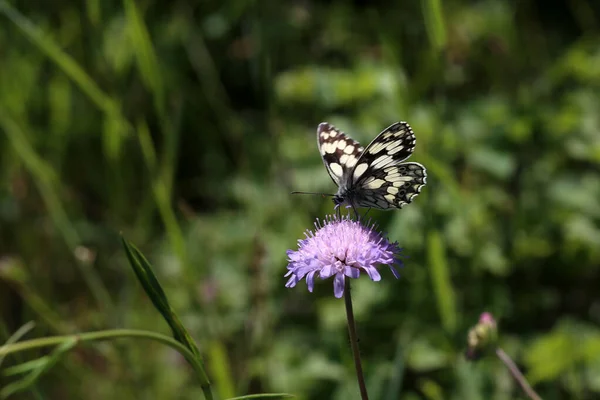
(496, 348, 541, 400)
(344, 280, 369, 400)
(0, 329, 213, 400)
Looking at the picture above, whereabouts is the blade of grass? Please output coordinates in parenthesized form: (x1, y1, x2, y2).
(121, 238, 201, 360)
(384, 334, 406, 400)
(0, 112, 112, 310)
(2, 357, 48, 377)
(123, 0, 165, 116)
(0, 0, 127, 162)
(0, 337, 77, 399)
(85, 0, 101, 26)
(208, 340, 236, 399)
(135, 119, 188, 269)
(0, 322, 35, 368)
(0, 259, 72, 334)
(0, 329, 214, 399)
(1, 1, 186, 267)
(123, 1, 187, 271)
(124, 0, 179, 199)
(420, 0, 447, 53)
(427, 230, 458, 333)
(121, 240, 214, 398)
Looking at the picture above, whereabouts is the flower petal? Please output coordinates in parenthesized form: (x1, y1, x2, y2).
(344, 266, 360, 279)
(320, 264, 334, 279)
(287, 249, 301, 262)
(294, 259, 321, 278)
(363, 265, 381, 281)
(388, 264, 401, 279)
(285, 275, 298, 288)
(333, 273, 345, 298)
(306, 270, 317, 292)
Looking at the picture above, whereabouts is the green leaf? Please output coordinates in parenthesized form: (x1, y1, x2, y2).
(121, 238, 202, 361)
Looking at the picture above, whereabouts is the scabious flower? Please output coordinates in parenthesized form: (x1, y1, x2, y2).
(285, 215, 403, 298)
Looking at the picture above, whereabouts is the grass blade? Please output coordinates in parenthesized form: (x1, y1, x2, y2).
(421, 0, 447, 52)
(0, 338, 77, 399)
(2, 357, 48, 377)
(427, 230, 458, 333)
(121, 238, 202, 360)
(121, 238, 214, 398)
(0, 322, 35, 368)
(123, 0, 165, 115)
(0, 0, 127, 161)
(0, 112, 112, 309)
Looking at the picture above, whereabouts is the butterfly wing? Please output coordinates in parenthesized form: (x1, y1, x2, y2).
(350, 122, 427, 209)
(317, 122, 364, 187)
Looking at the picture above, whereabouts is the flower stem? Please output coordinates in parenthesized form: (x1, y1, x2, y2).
(344, 280, 369, 400)
(0, 329, 214, 400)
(496, 347, 541, 400)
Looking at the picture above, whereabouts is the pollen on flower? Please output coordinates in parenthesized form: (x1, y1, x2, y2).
(284, 215, 403, 298)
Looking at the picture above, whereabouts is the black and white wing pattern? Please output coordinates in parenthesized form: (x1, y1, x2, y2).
(317, 121, 427, 210)
(317, 122, 364, 186)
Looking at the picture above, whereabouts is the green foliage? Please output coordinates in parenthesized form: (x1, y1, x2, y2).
(1, 0, 600, 398)
(1, 337, 77, 399)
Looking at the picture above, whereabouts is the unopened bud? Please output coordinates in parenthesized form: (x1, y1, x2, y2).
(465, 312, 498, 361)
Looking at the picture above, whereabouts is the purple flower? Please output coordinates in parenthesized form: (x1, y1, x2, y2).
(285, 215, 403, 298)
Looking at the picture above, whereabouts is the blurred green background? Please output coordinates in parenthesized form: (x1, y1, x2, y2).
(1, 0, 600, 399)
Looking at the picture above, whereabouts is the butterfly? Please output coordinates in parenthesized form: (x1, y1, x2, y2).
(317, 121, 427, 210)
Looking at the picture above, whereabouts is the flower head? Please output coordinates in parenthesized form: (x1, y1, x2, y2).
(285, 215, 403, 298)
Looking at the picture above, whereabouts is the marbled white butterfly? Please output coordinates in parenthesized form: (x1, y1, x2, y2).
(317, 121, 427, 210)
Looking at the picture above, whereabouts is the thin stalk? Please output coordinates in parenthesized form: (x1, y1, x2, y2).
(0, 329, 214, 400)
(344, 280, 369, 400)
(496, 348, 542, 400)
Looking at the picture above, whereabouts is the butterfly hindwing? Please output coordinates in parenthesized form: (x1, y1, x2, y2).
(354, 162, 427, 209)
(317, 122, 364, 186)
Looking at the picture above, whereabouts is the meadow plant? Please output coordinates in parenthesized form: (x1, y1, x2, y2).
(466, 312, 542, 400)
(285, 213, 404, 400)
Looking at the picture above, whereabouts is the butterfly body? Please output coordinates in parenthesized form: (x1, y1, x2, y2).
(317, 121, 427, 210)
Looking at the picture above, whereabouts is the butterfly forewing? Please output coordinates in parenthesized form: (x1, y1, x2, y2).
(352, 122, 416, 179)
(317, 122, 364, 186)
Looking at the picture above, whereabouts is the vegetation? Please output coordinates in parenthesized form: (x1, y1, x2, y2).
(1, 0, 600, 398)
